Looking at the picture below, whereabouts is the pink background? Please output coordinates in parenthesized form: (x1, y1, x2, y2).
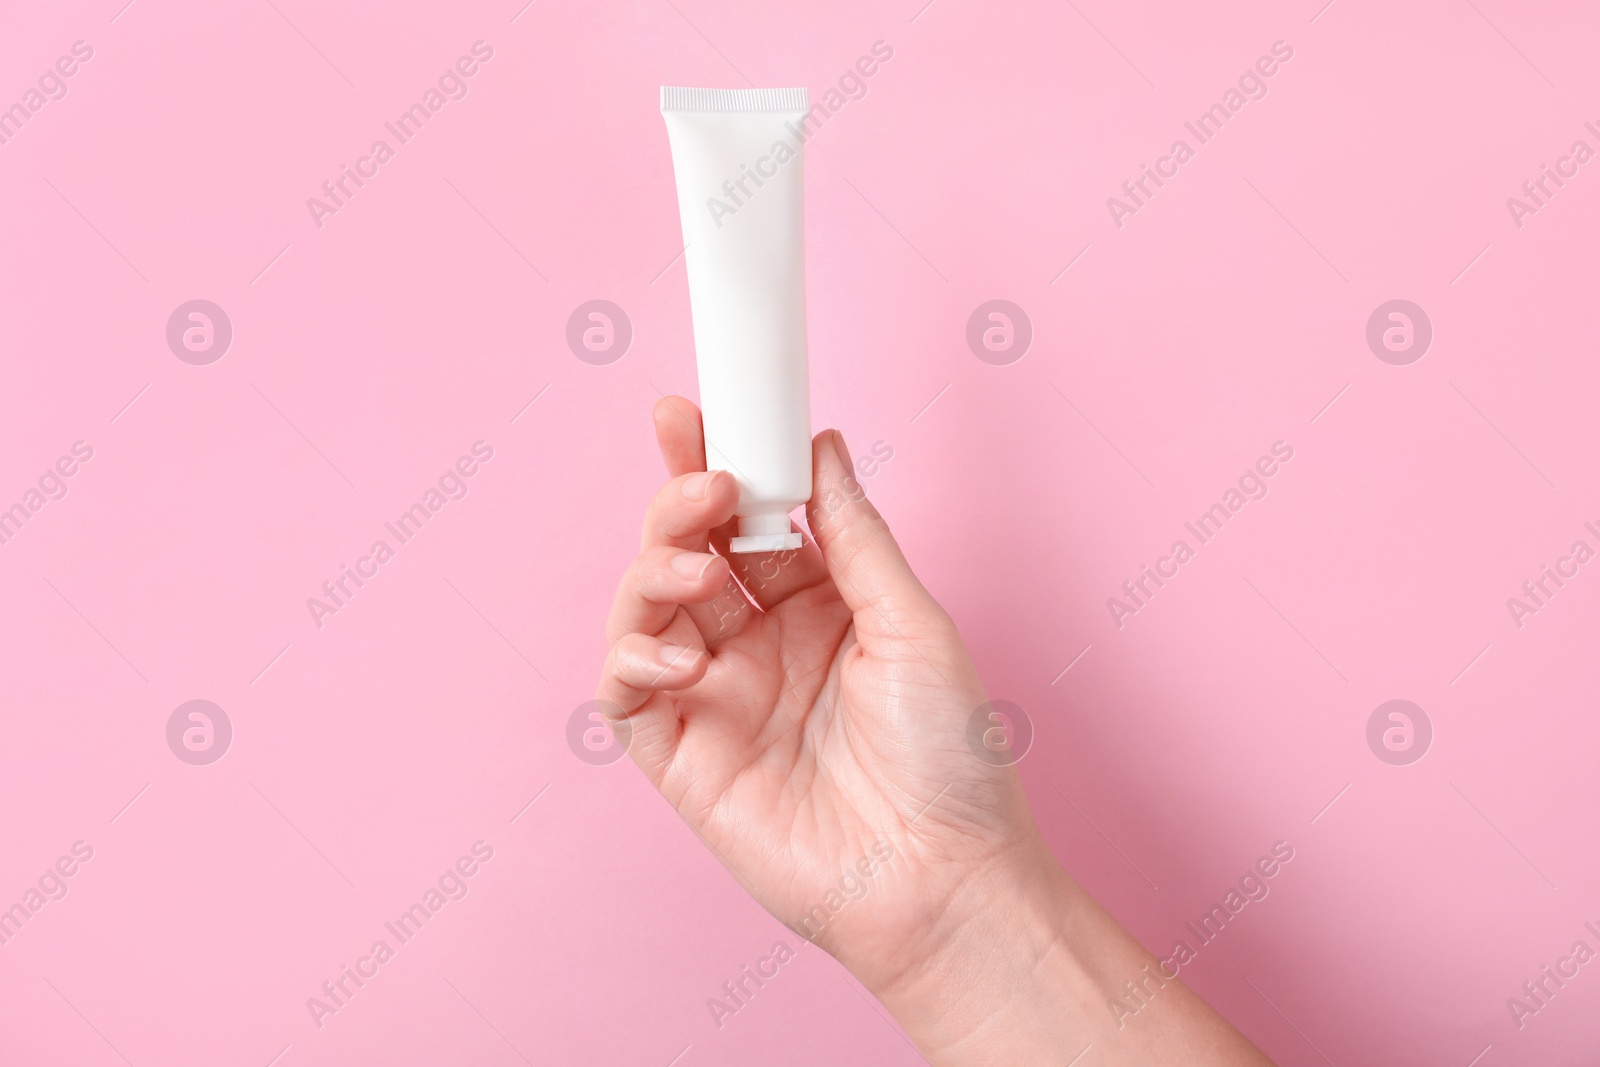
(2, 0, 1598, 1064)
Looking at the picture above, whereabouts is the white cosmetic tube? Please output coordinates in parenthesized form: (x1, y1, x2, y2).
(661, 87, 812, 552)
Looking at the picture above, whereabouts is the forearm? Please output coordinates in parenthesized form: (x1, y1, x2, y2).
(864, 841, 1274, 1066)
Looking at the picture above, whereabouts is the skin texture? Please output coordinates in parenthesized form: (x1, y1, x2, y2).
(597, 397, 1276, 1065)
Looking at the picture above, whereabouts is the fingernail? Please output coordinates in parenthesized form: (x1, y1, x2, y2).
(682, 471, 715, 500)
(657, 644, 702, 670)
(670, 552, 718, 580)
(831, 431, 853, 471)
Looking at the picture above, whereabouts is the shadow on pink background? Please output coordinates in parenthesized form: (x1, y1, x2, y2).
(2, 0, 1598, 1064)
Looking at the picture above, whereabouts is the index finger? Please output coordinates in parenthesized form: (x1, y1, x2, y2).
(652, 395, 833, 610)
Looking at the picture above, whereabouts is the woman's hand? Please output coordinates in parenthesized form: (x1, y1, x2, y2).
(597, 397, 1275, 1066)
(596, 397, 1041, 995)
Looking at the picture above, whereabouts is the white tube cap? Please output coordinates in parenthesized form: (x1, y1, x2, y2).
(730, 514, 802, 553)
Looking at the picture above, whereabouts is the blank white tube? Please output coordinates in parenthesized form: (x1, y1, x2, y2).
(661, 87, 812, 552)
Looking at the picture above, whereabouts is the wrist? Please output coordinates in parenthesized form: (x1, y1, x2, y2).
(857, 836, 1274, 1067)
(863, 836, 1095, 1062)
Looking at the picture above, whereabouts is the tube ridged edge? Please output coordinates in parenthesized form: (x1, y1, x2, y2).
(661, 86, 808, 113)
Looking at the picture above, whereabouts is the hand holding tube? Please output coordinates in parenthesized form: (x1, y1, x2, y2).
(596, 398, 1274, 1065)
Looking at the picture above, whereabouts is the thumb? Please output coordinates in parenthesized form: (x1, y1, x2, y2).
(805, 430, 942, 651)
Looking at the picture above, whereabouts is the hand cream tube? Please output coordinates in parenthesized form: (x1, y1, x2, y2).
(661, 87, 812, 552)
